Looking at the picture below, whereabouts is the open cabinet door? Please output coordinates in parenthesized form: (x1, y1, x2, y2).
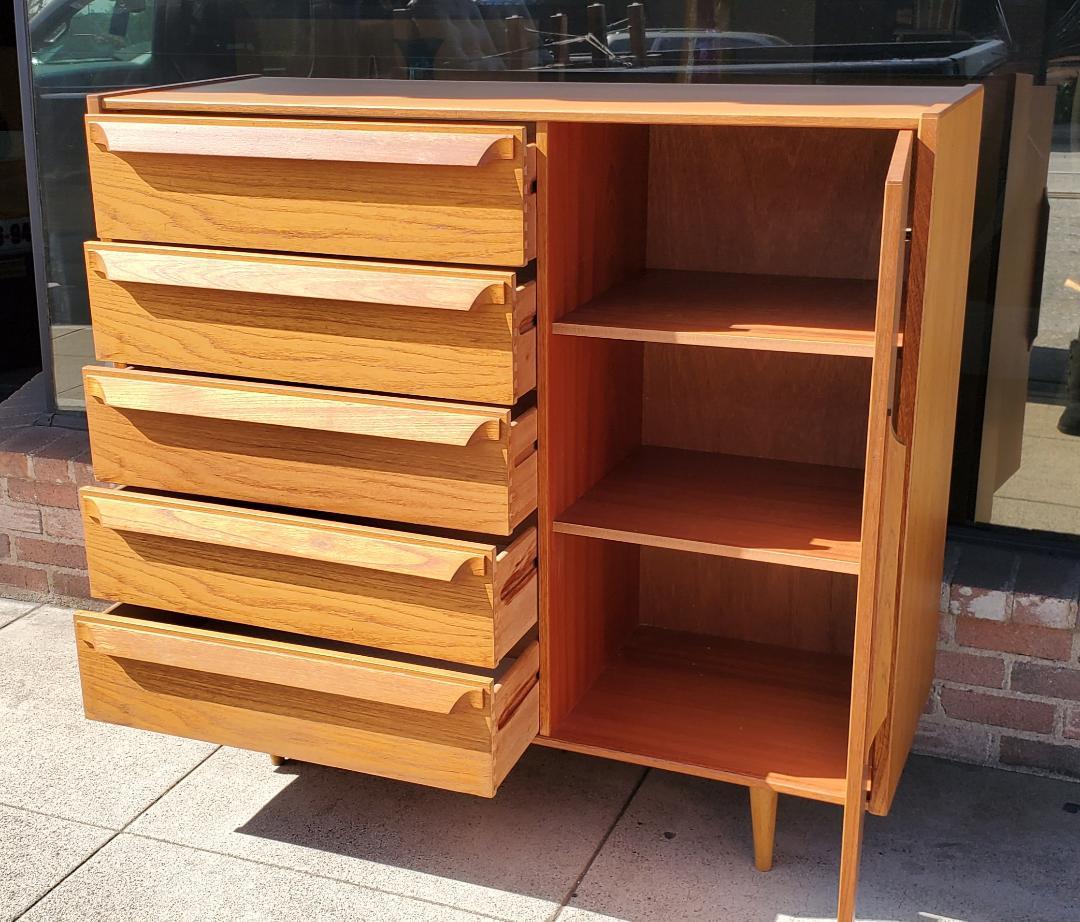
(837, 129, 913, 922)
(976, 75, 1056, 519)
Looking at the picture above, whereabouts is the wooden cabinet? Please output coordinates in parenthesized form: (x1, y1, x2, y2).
(76, 77, 982, 921)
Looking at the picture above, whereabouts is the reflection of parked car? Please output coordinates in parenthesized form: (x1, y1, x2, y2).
(606, 28, 789, 58)
(561, 35, 1008, 77)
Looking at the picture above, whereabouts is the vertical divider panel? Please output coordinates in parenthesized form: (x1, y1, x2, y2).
(537, 121, 650, 734)
(837, 129, 913, 922)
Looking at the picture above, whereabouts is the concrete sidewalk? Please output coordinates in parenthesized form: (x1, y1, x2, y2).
(1, 598, 1077, 922)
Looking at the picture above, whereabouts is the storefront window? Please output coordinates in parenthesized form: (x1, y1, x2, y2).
(979, 23, 1080, 536)
(20, 0, 1080, 537)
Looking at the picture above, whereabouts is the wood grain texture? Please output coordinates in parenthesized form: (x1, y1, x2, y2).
(553, 270, 878, 356)
(98, 76, 978, 129)
(85, 243, 535, 405)
(750, 787, 778, 872)
(82, 487, 490, 581)
(838, 130, 913, 922)
(80, 612, 493, 714)
(555, 448, 864, 573)
(81, 489, 537, 668)
(86, 114, 532, 267)
(84, 368, 536, 535)
(84, 366, 505, 446)
(867, 89, 983, 818)
(76, 606, 539, 797)
(642, 345, 872, 470)
(87, 242, 514, 309)
(543, 627, 852, 803)
(537, 121, 649, 733)
(638, 549, 857, 656)
(646, 126, 900, 280)
(88, 118, 518, 166)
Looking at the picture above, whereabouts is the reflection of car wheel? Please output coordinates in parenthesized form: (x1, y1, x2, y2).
(1059, 338, 1080, 436)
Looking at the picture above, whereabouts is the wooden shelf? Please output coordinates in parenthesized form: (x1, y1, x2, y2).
(543, 627, 852, 803)
(552, 270, 879, 356)
(554, 447, 864, 573)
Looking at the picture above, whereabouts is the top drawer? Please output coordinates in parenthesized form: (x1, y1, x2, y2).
(86, 115, 535, 267)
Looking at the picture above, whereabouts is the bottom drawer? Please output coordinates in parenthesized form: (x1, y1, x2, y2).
(75, 605, 539, 797)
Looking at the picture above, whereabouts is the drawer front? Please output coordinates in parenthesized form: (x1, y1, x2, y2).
(85, 243, 536, 405)
(86, 115, 535, 267)
(84, 367, 537, 535)
(82, 488, 538, 668)
(75, 606, 539, 797)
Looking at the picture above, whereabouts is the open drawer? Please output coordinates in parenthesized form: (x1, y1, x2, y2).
(75, 605, 539, 797)
(81, 488, 538, 668)
(83, 367, 537, 535)
(85, 115, 535, 267)
(84, 242, 537, 405)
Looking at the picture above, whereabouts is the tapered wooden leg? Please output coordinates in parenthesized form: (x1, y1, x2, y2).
(749, 786, 778, 872)
(269, 754, 287, 766)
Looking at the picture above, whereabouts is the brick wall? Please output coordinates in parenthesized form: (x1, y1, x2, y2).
(917, 541, 1080, 781)
(0, 423, 102, 603)
(2, 418, 1080, 783)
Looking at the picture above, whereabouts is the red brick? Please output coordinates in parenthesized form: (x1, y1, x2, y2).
(0, 427, 66, 477)
(0, 562, 49, 593)
(13, 537, 87, 570)
(4, 477, 36, 503)
(0, 503, 41, 534)
(940, 687, 1057, 733)
(5, 478, 78, 509)
(28, 430, 89, 483)
(1066, 708, 1080, 741)
(914, 718, 991, 762)
(955, 617, 1073, 661)
(34, 481, 80, 509)
(1000, 737, 1080, 779)
(0, 534, 9, 559)
(1010, 662, 1080, 701)
(0, 453, 29, 478)
(934, 650, 1006, 689)
(42, 507, 84, 541)
(30, 457, 71, 483)
(50, 570, 92, 601)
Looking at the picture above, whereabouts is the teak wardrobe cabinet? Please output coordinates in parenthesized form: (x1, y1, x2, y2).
(73, 77, 982, 920)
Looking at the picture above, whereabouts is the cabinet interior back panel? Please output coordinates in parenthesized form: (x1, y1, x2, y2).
(642, 345, 872, 469)
(646, 125, 900, 279)
(639, 548, 858, 656)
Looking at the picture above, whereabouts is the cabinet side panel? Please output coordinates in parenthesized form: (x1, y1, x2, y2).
(870, 91, 983, 814)
(538, 122, 649, 733)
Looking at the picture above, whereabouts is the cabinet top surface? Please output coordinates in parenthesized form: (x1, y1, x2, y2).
(96, 76, 980, 128)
